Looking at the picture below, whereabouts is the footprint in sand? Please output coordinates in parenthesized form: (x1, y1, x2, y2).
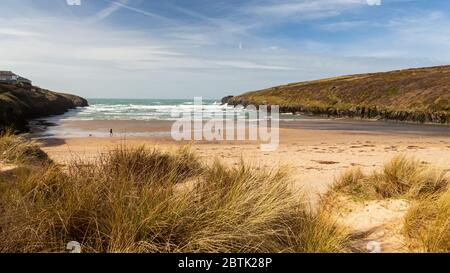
(312, 160, 340, 165)
(305, 166, 322, 170)
(407, 145, 419, 149)
(385, 146, 398, 151)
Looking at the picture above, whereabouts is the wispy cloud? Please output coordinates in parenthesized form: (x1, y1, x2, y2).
(317, 20, 369, 31)
(95, 0, 129, 20)
(169, 5, 253, 37)
(243, 0, 367, 18)
(95, 0, 173, 23)
(213, 60, 294, 71)
(0, 27, 39, 37)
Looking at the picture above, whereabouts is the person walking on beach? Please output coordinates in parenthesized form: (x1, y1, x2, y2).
(110, 129, 113, 137)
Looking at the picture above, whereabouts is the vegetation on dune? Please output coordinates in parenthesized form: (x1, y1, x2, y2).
(331, 155, 448, 200)
(403, 187, 449, 253)
(0, 134, 348, 253)
(0, 129, 50, 165)
(227, 65, 450, 124)
(327, 155, 449, 253)
(101, 146, 202, 184)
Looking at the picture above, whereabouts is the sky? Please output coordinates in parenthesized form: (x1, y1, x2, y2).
(1, 0, 450, 99)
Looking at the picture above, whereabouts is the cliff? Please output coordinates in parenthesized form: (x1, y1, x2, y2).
(0, 83, 88, 131)
(226, 65, 450, 124)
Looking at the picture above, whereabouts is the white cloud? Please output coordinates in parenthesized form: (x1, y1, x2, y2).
(337, 11, 450, 61)
(0, 27, 39, 37)
(95, 0, 130, 20)
(317, 20, 368, 31)
(94, 0, 174, 23)
(0, 15, 303, 97)
(213, 60, 293, 71)
(243, 0, 367, 18)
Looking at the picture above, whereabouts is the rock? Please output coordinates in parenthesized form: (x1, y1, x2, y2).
(221, 95, 234, 105)
(227, 97, 450, 124)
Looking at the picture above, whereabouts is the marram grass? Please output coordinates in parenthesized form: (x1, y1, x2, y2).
(0, 134, 349, 253)
(327, 155, 449, 253)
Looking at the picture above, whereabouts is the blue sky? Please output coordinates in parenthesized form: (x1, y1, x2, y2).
(1, 0, 450, 98)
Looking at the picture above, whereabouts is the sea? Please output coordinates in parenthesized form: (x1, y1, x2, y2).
(50, 98, 292, 122)
(60, 98, 249, 121)
(31, 98, 296, 138)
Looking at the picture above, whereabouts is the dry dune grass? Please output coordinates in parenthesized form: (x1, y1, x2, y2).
(328, 155, 449, 253)
(0, 134, 348, 253)
(332, 155, 448, 200)
(403, 187, 449, 253)
(0, 129, 50, 165)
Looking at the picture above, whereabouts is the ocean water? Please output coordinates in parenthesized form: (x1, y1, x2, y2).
(60, 98, 250, 121)
(35, 98, 278, 138)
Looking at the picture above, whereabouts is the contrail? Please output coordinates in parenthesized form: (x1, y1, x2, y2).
(99, 0, 175, 24)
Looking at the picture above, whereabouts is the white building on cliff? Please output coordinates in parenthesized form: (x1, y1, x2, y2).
(0, 71, 32, 85)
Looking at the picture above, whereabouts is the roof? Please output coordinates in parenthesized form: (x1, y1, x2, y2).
(18, 76, 32, 82)
(0, 71, 17, 76)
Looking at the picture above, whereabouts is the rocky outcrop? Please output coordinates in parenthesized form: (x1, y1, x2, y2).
(227, 98, 450, 124)
(221, 95, 234, 105)
(0, 83, 88, 131)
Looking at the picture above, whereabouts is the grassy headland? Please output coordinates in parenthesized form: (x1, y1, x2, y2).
(0, 83, 88, 131)
(226, 65, 450, 124)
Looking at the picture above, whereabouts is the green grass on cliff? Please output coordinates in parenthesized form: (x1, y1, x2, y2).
(229, 65, 450, 114)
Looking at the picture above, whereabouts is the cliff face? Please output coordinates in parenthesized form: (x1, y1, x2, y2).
(221, 95, 234, 105)
(226, 65, 450, 124)
(0, 83, 88, 131)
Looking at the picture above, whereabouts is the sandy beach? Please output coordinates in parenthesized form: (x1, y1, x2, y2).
(37, 118, 450, 202)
